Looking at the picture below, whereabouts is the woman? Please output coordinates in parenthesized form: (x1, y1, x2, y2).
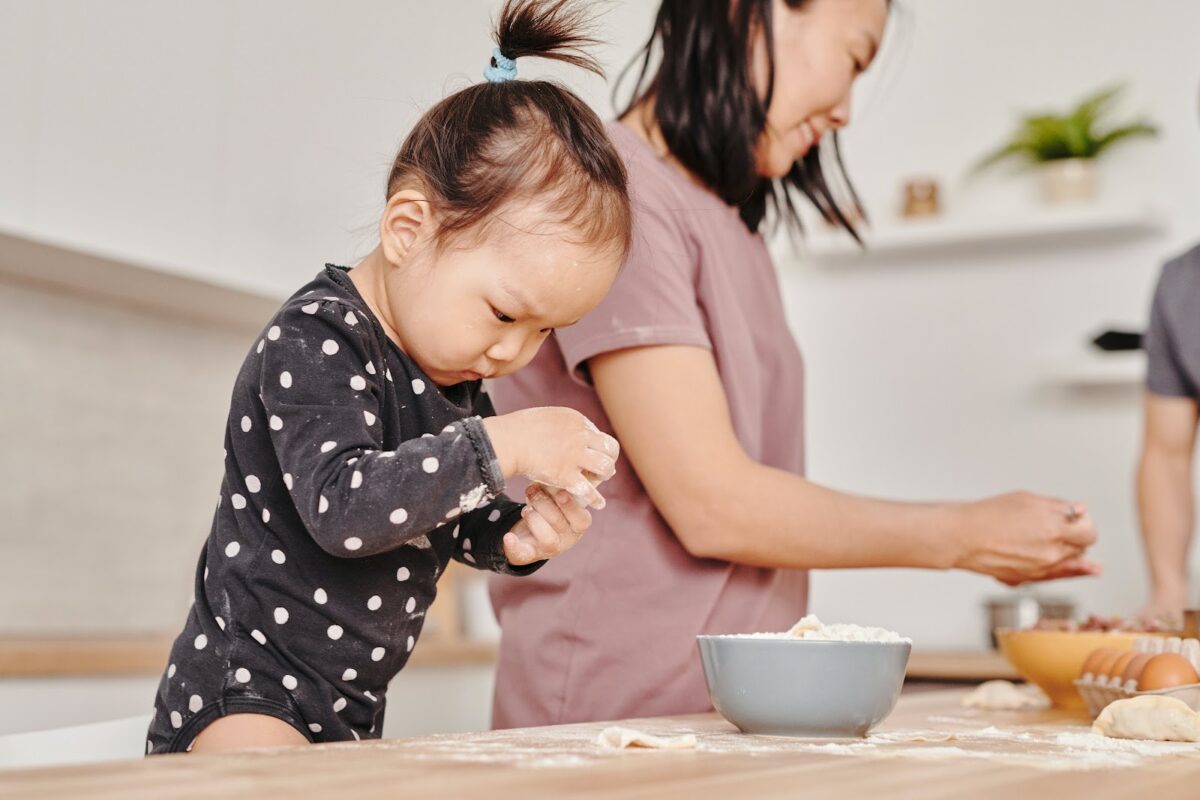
(488, 0, 1099, 729)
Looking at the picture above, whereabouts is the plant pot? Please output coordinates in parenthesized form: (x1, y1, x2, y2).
(1039, 158, 1097, 205)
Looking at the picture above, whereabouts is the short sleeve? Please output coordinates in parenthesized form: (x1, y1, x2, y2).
(1145, 261, 1194, 398)
(555, 197, 711, 386)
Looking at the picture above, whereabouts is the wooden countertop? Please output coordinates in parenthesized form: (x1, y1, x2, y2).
(905, 649, 1020, 682)
(0, 635, 497, 677)
(0, 636, 1017, 682)
(4, 689, 1200, 799)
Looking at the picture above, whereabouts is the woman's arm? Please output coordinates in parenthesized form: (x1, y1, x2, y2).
(1137, 391, 1200, 617)
(590, 345, 1099, 585)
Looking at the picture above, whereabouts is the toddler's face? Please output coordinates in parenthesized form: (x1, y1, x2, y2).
(387, 202, 622, 387)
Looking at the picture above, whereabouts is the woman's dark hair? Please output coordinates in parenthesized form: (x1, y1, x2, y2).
(387, 0, 631, 257)
(619, 0, 870, 239)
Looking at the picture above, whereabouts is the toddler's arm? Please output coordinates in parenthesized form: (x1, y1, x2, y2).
(256, 299, 508, 557)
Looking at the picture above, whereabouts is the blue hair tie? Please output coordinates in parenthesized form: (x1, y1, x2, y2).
(484, 47, 518, 83)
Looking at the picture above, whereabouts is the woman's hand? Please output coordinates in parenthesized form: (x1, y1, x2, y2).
(954, 491, 1101, 585)
(1138, 586, 1187, 628)
(503, 483, 594, 566)
(484, 407, 619, 509)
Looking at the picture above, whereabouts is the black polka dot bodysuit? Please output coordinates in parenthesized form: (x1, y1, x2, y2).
(146, 265, 537, 753)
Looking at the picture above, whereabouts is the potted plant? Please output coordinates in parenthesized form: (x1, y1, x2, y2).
(973, 85, 1157, 204)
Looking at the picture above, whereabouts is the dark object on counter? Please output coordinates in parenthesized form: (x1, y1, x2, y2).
(1091, 329, 1143, 352)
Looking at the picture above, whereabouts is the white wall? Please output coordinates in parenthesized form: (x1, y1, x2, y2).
(0, 0, 650, 298)
(3, 1, 1200, 651)
(793, 0, 1200, 646)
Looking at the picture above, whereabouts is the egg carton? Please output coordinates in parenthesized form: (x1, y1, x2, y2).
(1075, 636, 1200, 718)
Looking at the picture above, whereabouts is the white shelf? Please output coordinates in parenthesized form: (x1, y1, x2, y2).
(1041, 348, 1145, 387)
(793, 204, 1166, 264)
(0, 228, 282, 331)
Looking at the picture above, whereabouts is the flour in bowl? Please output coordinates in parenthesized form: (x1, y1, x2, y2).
(786, 615, 911, 643)
(711, 615, 911, 643)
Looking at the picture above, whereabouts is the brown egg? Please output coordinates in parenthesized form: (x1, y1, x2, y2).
(1137, 653, 1200, 691)
(1080, 646, 1120, 679)
(1121, 653, 1153, 688)
(1107, 652, 1138, 681)
(1092, 649, 1127, 681)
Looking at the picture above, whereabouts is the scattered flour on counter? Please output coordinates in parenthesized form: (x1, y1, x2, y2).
(867, 730, 956, 744)
(711, 615, 911, 643)
(359, 713, 1200, 773)
(1055, 731, 1200, 756)
(955, 726, 1037, 743)
(521, 755, 593, 769)
(807, 743, 864, 756)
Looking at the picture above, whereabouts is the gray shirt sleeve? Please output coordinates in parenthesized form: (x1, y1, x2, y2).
(1145, 257, 1198, 398)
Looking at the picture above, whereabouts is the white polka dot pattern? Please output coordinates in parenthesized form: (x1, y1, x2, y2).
(160, 274, 536, 747)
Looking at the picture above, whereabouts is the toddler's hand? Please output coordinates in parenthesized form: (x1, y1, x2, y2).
(483, 407, 618, 509)
(502, 484, 593, 566)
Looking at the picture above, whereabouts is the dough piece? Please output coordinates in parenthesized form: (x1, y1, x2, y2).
(962, 680, 1049, 711)
(596, 726, 698, 750)
(1092, 696, 1200, 743)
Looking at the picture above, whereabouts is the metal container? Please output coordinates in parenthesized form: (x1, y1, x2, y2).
(985, 594, 1074, 649)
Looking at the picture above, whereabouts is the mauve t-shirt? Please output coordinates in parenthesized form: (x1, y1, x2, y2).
(487, 121, 809, 728)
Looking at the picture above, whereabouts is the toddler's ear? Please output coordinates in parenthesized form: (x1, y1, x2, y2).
(380, 189, 432, 265)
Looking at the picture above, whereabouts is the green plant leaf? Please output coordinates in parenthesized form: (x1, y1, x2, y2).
(1070, 85, 1123, 131)
(973, 83, 1157, 171)
(971, 140, 1033, 173)
(1090, 122, 1158, 157)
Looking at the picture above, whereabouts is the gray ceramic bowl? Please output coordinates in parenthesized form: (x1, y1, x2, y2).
(697, 636, 912, 738)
